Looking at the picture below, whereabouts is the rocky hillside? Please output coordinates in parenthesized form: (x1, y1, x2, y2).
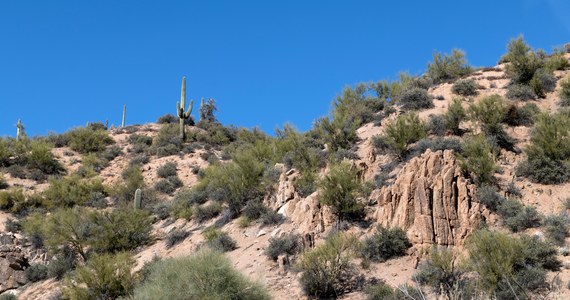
(1, 38, 570, 299)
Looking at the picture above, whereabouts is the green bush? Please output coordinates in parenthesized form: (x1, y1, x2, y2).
(530, 69, 557, 98)
(383, 112, 426, 158)
(318, 161, 364, 222)
(26, 263, 48, 282)
(559, 76, 570, 107)
(506, 84, 537, 101)
(517, 112, 570, 184)
(203, 228, 236, 252)
(66, 127, 114, 154)
(156, 113, 179, 124)
(27, 140, 65, 177)
(47, 246, 77, 279)
(260, 210, 285, 226)
(458, 134, 497, 184)
(87, 208, 152, 253)
(426, 114, 446, 136)
(543, 214, 569, 245)
(503, 103, 539, 126)
(444, 98, 466, 135)
(427, 49, 473, 83)
(545, 50, 570, 71)
(452, 79, 478, 96)
(151, 123, 183, 157)
(63, 252, 136, 300)
(413, 248, 467, 298)
(503, 36, 542, 84)
(476, 185, 505, 212)
(193, 202, 223, 223)
(156, 162, 177, 178)
(42, 175, 106, 208)
(397, 87, 433, 110)
(265, 233, 301, 261)
(408, 137, 462, 159)
(0, 294, 17, 300)
(165, 229, 190, 248)
(298, 233, 360, 298)
(133, 250, 270, 300)
(504, 205, 541, 232)
(469, 94, 506, 133)
(360, 226, 411, 262)
(0, 188, 26, 212)
(108, 164, 144, 203)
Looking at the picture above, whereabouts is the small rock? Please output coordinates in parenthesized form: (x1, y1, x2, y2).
(271, 228, 281, 238)
(256, 230, 266, 238)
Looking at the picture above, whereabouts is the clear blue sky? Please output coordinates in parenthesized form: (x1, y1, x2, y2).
(1, 0, 569, 137)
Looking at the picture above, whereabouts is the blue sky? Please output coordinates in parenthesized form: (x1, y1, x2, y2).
(1, 0, 569, 137)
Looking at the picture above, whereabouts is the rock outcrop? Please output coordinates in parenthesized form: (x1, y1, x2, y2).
(372, 149, 483, 245)
(0, 234, 29, 293)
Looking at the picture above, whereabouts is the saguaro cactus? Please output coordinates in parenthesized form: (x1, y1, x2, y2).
(134, 188, 142, 209)
(176, 76, 193, 140)
(121, 105, 126, 127)
(16, 119, 24, 141)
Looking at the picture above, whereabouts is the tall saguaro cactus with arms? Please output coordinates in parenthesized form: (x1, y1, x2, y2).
(177, 76, 193, 141)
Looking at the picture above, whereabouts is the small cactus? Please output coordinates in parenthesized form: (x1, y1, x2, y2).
(134, 188, 142, 209)
(122, 105, 126, 127)
(176, 76, 193, 140)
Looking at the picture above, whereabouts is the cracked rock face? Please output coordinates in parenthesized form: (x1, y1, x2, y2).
(372, 149, 484, 245)
(0, 234, 29, 293)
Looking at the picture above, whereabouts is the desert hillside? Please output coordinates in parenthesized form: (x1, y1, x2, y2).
(2, 38, 570, 300)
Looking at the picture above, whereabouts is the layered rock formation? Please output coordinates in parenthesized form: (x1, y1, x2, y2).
(0, 234, 29, 293)
(372, 149, 484, 245)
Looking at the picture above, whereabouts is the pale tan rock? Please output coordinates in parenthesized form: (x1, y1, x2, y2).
(372, 149, 483, 245)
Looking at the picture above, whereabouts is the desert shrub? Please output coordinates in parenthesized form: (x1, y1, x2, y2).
(503, 36, 542, 84)
(545, 50, 570, 71)
(409, 137, 463, 160)
(530, 69, 557, 98)
(444, 98, 466, 135)
(265, 233, 301, 261)
(0, 173, 7, 190)
(476, 185, 505, 212)
(0, 294, 17, 300)
(151, 123, 182, 157)
(27, 140, 65, 177)
(504, 205, 541, 232)
(203, 228, 237, 252)
(242, 199, 268, 220)
(47, 246, 77, 279)
(193, 202, 223, 223)
(427, 49, 472, 83)
(165, 229, 190, 248)
(560, 76, 570, 107)
(506, 84, 537, 101)
(133, 250, 270, 300)
(543, 214, 570, 245)
(452, 79, 478, 96)
(108, 164, 144, 203)
(0, 188, 26, 212)
(466, 229, 559, 297)
(319, 161, 364, 222)
(516, 112, 570, 184)
(66, 127, 114, 154)
(383, 112, 426, 158)
(298, 233, 361, 298)
(156, 113, 179, 124)
(156, 162, 177, 178)
(87, 208, 152, 253)
(503, 103, 539, 126)
(469, 94, 506, 133)
(63, 252, 136, 300)
(42, 175, 106, 208)
(26, 263, 48, 282)
(260, 210, 286, 226)
(154, 179, 176, 194)
(413, 248, 468, 298)
(360, 226, 411, 262)
(397, 87, 433, 110)
(426, 114, 446, 136)
(458, 134, 497, 184)
(4, 218, 21, 232)
(365, 280, 397, 300)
